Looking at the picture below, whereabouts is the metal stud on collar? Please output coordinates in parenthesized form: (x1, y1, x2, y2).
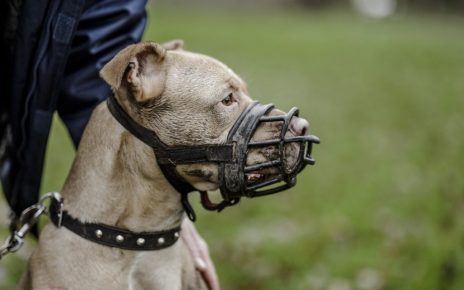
(136, 238, 145, 246)
(95, 229, 103, 238)
(116, 235, 124, 243)
(157, 237, 165, 245)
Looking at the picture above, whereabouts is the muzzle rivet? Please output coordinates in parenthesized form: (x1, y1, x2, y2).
(116, 235, 124, 243)
(157, 237, 165, 245)
(174, 232, 179, 239)
(95, 229, 103, 238)
(136, 238, 145, 246)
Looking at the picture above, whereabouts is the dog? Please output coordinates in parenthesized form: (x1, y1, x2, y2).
(17, 40, 310, 290)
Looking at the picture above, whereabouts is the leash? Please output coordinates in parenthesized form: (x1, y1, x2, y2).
(0, 192, 61, 260)
(0, 192, 182, 259)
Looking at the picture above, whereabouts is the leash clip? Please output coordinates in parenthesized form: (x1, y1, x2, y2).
(40, 192, 64, 227)
(0, 192, 63, 260)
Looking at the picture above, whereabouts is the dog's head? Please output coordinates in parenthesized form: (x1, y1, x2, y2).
(100, 41, 311, 193)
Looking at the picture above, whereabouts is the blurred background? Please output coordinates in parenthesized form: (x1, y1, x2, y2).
(1, 0, 463, 289)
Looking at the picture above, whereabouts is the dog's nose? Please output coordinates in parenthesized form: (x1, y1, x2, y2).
(290, 117, 309, 136)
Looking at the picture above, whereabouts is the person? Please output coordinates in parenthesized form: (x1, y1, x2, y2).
(0, 0, 219, 289)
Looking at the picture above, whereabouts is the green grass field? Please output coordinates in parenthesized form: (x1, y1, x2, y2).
(1, 5, 464, 290)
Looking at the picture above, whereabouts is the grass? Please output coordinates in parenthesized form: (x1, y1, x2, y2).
(1, 5, 464, 290)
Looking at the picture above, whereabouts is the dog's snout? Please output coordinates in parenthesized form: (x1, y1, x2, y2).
(267, 109, 309, 136)
(290, 117, 308, 136)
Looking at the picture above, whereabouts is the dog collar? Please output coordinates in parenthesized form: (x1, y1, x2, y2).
(49, 197, 181, 251)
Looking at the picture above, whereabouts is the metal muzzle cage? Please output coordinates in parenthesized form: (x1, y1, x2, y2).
(219, 102, 320, 201)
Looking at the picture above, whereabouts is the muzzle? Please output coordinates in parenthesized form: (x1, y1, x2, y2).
(107, 95, 319, 221)
(219, 102, 319, 200)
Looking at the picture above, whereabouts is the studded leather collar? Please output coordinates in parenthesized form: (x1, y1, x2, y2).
(49, 198, 181, 251)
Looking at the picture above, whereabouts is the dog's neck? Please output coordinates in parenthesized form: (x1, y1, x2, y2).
(61, 102, 184, 232)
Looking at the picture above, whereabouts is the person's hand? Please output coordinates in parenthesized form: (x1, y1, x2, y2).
(181, 218, 220, 290)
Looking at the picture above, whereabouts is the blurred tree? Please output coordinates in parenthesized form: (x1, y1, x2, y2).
(295, 0, 464, 12)
(294, 0, 342, 8)
(402, 0, 464, 12)
(155, 0, 464, 12)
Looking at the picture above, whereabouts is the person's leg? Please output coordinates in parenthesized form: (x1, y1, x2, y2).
(58, 0, 148, 146)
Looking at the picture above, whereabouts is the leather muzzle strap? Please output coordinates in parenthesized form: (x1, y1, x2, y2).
(106, 94, 235, 165)
(49, 198, 181, 251)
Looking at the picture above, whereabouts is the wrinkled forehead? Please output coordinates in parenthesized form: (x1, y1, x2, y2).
(164, 50, 245, 93)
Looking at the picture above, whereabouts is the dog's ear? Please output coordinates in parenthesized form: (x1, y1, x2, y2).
(100, 42, 167, 102)
(161, 39, 184, 51)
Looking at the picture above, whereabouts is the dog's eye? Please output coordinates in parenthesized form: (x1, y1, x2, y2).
(222, 93, 234, 106)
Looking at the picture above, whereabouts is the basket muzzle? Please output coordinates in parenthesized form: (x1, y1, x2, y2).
(219, 102, 320, 201)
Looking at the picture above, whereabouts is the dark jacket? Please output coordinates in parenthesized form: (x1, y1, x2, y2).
(0, 0, 147, 217)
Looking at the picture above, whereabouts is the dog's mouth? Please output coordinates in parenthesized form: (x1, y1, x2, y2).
(245, 169, 277, 185)
(245, 141, 301, 186)
(246, 172, 265, 184)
